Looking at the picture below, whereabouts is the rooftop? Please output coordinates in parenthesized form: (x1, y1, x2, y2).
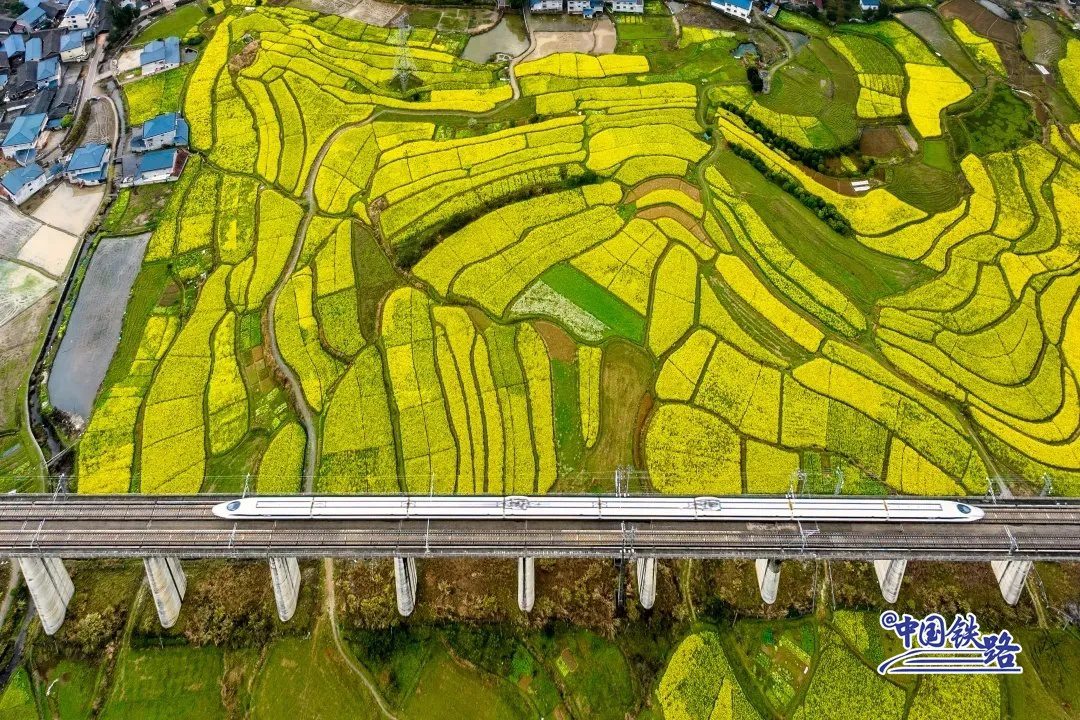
(138, 148, 177, 173)
(36, 56, 60, 81)
(1, 112, 47, 147)
(67, 142, 108, 171)
(142, 111, 180, 138)
(60, 30, 84, 51)
(65, 0, 94, 15)
(16, 6, 46, 25)
(1, 162, 45, 193)
(139, 36, 181, 67)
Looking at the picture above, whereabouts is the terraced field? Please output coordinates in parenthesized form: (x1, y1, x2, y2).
(74, 4, 1080, 500)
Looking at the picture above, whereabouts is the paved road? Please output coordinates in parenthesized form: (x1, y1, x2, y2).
(0, 496, 1078, 561)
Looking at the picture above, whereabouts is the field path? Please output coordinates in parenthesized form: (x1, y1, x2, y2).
(265, 123, 362, 490)
(323, 558, 401, 720)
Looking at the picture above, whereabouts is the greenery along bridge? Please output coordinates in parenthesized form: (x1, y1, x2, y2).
(3, 494, 1079, 635)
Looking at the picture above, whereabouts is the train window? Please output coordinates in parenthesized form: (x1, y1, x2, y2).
(227, 501, 241, 512)
(957, 504, 971, 514)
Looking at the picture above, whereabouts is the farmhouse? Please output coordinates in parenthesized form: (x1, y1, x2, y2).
(60, 0, 96, 30)
(711, 0, 753, 22)
(0, 161, 49, 204)
(118, 147, 186, 187)
(860, 0, 880, 9)
(130, 112, 189, 152)
(35, 55, 61, 89)
(529, 0, 563, 11)
(60, 30, 88, 62)
(1, 112, 47, 161)
(608, 0, 645, 12)
(64, 142, 110, 185)
(139, 36, 180, 76)
(14, 6, 48, 32)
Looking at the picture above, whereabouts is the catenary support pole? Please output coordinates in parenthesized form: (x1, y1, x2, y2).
(19, 556, 73, 636)
(143, 556, 186, 629)
(394, 557, 417, 617)
(269, 556, 301, 622)
(755, 559, 782, 605)
(873, 559, 907, 604)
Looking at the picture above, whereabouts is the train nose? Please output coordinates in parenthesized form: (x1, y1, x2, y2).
(212, 501, 241, 519)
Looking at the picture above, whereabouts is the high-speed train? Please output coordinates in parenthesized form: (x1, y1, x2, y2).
(212, 495, 984, 522)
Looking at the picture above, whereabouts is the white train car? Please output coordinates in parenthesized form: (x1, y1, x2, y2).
(212, 496, 984, 523)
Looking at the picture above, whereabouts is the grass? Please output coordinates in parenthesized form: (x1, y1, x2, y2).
(403, 645, 537, 720)
(99, 646, 226, 719)
(348, 626, 434, 707)
(354, 224, 404, 343)
(539, 264, 645, 344)
(97, 263, 172, 394)
(712, 152, 932, 307)
(532, 629, 635, 720)
(949, 82, 1040, 156)
(887, 160, 965, 214)
(133, 4, 205, 44)
(42, 660, 98, 719)
(920, 138, 954, 172)
(252, 623, 383, 720)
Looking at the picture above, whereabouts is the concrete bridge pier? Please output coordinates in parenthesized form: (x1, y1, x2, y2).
(144, 556, 186, 628)
(19, 557, 74, 636)
(635, 557, 657, 610)
(991, 560, 1033, 606)
(755, 559, 782, 605)
(269, 557, 301, 622)
(517, 557, 535, 612)
(394, 557, 417, 617)
(873, 559, 907, 604)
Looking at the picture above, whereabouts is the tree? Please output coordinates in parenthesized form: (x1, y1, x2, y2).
(747, 67, 764, 93)
(107, 1, 138, 44)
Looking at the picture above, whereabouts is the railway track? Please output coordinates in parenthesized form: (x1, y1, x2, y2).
(0, 495, 1076, 561)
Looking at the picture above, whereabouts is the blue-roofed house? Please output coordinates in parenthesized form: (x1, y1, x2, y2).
(59, 30, 87, 62)
(530, 0, 563, 11)
(860, 0, 880, 9)
(1, 113, 47, 161)
(130, 112, 189, 152)
(24, 36, 42, 61)
(3, 34, 26, 58)
(60, 0, 95, 30)
(711, 0, 752, 22)
(1, 162, 49, 204)
(607, 0, 644, 12)
(35, 55, 61, 88)
(64, 142, 110, 185)
(14, 5, 48, 32)
(119, 148, 185, 187)
(139, 36, 180, 76)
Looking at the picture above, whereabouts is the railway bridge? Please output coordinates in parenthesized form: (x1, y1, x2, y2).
(2, 494, 1079, 635)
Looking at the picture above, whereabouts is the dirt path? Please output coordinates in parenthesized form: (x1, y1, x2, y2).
(264, 123, 362, 489)
(322, 559, 400, 720)
(507, 6, 536, 100)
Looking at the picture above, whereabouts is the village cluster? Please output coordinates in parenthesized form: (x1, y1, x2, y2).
(0, 0, 189, 206)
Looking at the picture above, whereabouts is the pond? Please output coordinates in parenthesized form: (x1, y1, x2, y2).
(47, 233, 151, 422)
(733, 42, 759, 58)
(462, 14, 529, 64)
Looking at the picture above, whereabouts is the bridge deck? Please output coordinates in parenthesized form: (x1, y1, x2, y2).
(0, 496, 1078, 561)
